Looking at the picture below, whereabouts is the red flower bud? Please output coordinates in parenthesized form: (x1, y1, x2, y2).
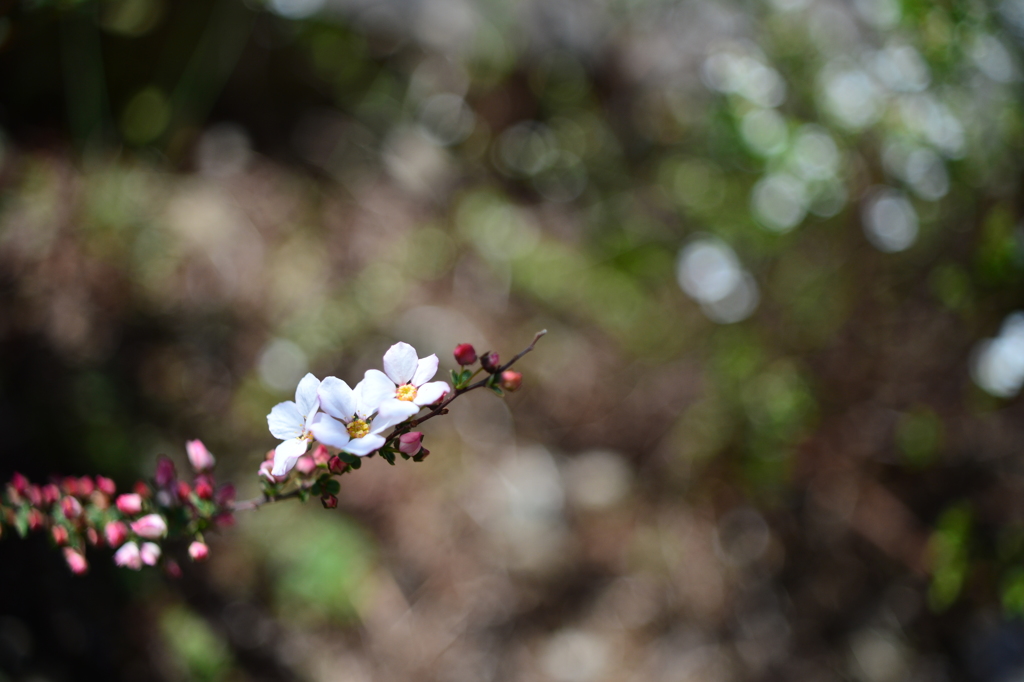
(328, 456, 348, 475)
(480, 352, 500, 373)
(86, 528, 99, 546)
(194, 479, 214, 501)
(133, 481, 151, 498)
(52, 525, 69, 546)
(63, 547, 88, 575)
(165, 559, 182, 579)
(311, 444, 331, 466)
(321, 494, 338, 509)
(215, 484, 236, 507)
(454, 343, 477, 366)
(61, 476, 78, 497)
(60, 496, 82, 519)
(26, 485, 42, 507)
(96, 476, 116, 497)
(188, 541, 209, 562)
(10, 472, 28, 495)
(213, 512, 235, 528)
(42, 484, 61, 506)
(155, 456, 176, 488)
(500, 370, 522, 392)
(176, 481, 192, 501)
(77, 477, 94, 497)
(116, 493, 144, 515)
(105, 521, 128, 548)
(27, 509, 45, 531)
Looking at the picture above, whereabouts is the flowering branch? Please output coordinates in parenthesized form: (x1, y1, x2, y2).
(0, 330, 545, 574)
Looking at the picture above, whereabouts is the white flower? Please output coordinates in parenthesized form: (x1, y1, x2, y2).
(310, 376, 414, 456)
(267, 373, 321, 476)
(360, 342, 450, 415)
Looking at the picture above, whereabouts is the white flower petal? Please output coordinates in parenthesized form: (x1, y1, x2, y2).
(343, 434, 386, 456)
(318, 376, 356, 421)
(311, 413, 352, 449)
(370, 399, 420, 434)
(411, 354, 439, 387)
(294, 373, 321, 420)
(272, 438, 308, 476)
(383, 342, 418, 385)
(268, 402, 303, 440)
(356, 370, 397, 418)
(413, 381, 449, 406)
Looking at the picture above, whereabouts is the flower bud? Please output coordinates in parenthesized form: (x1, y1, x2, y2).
(321, 494, 338, 509)
(398, 432, 424, 456)
(295, 456, 317, 476)
(311, 444, 331, 466)
(480, 351, 500, 373)
(500, 370, 522, 392)
(105, 521, 128, 548)
(116, 493, 143, 516)
(188, 541, 209, 562)
(95, 476, 116, 497)
(413, 447, 431, 462)
(26, 485, 42, 508)
(60, 496, 82, 519)
(131, 514, 167, 539)
(10, 472, 28, 496)
(155, 456, 176, 488)
(42, 484, 61, 506)
(328, 456, 347, 475)
(86, 528, 99, 546)
(176, 481, 192, 501)
(186, 440, 216, 473)
(27, 508, 45, 531)
(213, 512, 235, 528)
(77, 477, 94, 497)
(64, 548, 88, 575)
(114, 541, 142, 570)
(61, 476, 78, 497)
(89, 491, 109, 510)
(454, 343, 477, 366)
(133, 481, 151, 498)
(258, 460, 285, 484)
(52, 525, 69, 546)
(165, 559, 182, 579)
(194, 478, 214, 501)
(215, 484, 236, 507)
(140, 542, 161, 566)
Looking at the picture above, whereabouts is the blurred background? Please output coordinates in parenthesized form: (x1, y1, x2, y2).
(2, 0, 1024, 679)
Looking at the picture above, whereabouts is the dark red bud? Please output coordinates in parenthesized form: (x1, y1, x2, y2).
(96, 476, 116, 497)
(454, 343, 477, 366)
(77, 477, 94, 497)
(213, 512, 235, 528)
(328, 456, 348, 475)
(60, 496, 82, 519)
(61, 476, 78, 497)
(155, 456, 176, 488)
(10, 473, 28, 495)
(194, 480, 214, 501)
(42, 484, 61, 506)
(176, 481, 192, 501)
(480, 352, 500, 373)
(26, 485, 42, 507)
(86, 527, 99, 546)
(164, 559, 182, 579)
(52, 525, 69, 545)
(215, 484, 236, 507)
(28, 508, 45, 531)
(321, 494, 338, 509)
(133, 481, 152, 498)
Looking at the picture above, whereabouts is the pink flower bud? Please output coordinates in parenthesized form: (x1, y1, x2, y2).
(77, 477, 94, 497)
(140, 542, 161, 566)
(328, 456, 347, 475)
(10, 472, 28, 495)
(95, 476, 116, 497)
(176, 481, 192, 501)
(311, 444, 331, 466)
(27, 509, 45, 531)
(398, 432, 424, 456)
(114, 541, 142, 570)
(60, 496, 82, 519)
(188, 541, 209, 561)
(258, 460, 285, 483)
(131, 514, 167, 539)
(165, 559, 182, 579)
(61, 476, 78, 496)
(213, 512, 235, 528)
(105, 521, 129, 547)
(185, 440, 216, 473)
(321, 494, 338, 509)
(480, 351, 500, 373)
(155, 456, 176, 488)
(26, 485, 42, 507)
(295, 455, 317, 476)
(52, 526, 69, 546)
(454, 343, 477, 366)
(500, 370, 522, 392)
(133, 481, 151, 498)
(86, 528, 99, 546)
(42, 484, 61, 506)
(116, 493, 143, 515)
(215, 484, 236, 507)
(64, 548, 88, 575)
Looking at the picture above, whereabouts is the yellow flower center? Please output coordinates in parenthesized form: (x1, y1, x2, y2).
(347, 419, 370, 439)
(396, 384, 418, 402)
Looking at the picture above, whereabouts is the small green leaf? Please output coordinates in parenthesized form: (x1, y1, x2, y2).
(310, 482, 322, 495)
(489, 385, 505, 397)
(325, 480, 341, 495)
(298, 488, 310, 503)
(450, 369, 460, 385)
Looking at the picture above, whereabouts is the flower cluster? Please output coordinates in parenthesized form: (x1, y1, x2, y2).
(0, 331, 544, 572)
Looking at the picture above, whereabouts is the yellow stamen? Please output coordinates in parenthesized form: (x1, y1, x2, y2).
(396, 384, 418, 402)
(347, 419, 370, 439)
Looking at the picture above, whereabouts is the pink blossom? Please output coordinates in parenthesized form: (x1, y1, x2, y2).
(140, 542, 161, 566)
(131, 514, 167, 539)
(186, 439, 216, 472)
(114, 541, 142, 570)
(398, 431, 424, 456)
(60, 496, 82, 519)
(104, 521, 129, 548)
(295, 455, 317, 476)
(63, 548, 88, 575)
(116, 493, 143, 515)
(188, 541, 209, 562)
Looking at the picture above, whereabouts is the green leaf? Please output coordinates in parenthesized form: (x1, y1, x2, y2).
(310, 482, 322, 495)
(298, 488, 310, 503)
(325, 480, 341, 495)
(14, 506, 28, 538)
(489, 385, 505, 397)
